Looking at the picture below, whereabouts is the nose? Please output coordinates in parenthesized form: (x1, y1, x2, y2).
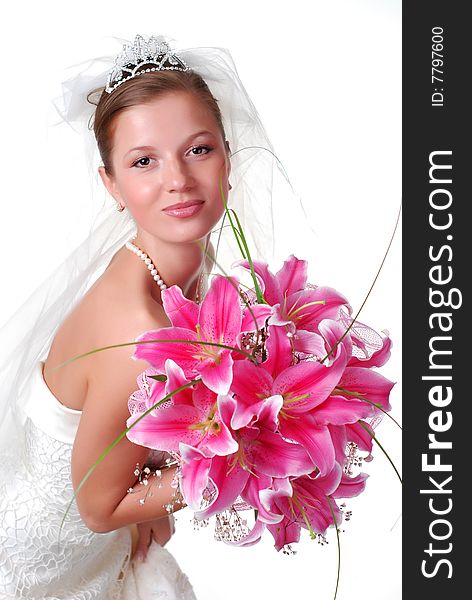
(164, 157, 195, 193)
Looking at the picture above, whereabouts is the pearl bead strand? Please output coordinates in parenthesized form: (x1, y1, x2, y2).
(125, 238, 167, 291)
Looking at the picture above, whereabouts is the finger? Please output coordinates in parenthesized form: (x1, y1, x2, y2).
(152, 515, 173, 546)
(133, 523, 152, 561)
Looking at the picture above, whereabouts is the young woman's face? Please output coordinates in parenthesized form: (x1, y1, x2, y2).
(100, 91, 230, 245)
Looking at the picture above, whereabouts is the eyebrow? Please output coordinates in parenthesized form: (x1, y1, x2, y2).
(124, 130, 216, 157)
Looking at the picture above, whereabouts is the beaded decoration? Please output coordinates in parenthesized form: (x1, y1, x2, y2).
(106, 34, 189, 94)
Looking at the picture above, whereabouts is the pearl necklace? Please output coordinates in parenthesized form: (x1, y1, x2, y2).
(124, 238, 204, 303)
(125, 238, 168, 292)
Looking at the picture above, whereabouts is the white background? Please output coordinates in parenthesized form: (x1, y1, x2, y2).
(0, 1, 401, 599)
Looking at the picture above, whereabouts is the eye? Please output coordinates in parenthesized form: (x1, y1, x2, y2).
(189, 145, 213, 156)
(132, 156, 153, 168)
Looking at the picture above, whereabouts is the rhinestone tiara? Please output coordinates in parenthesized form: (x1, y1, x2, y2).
(106, 34, 189, 94)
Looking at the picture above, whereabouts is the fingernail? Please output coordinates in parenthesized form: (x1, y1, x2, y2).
(134, 552, 144, 562)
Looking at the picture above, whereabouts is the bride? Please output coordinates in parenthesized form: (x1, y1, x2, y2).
(0, 34, 302, 598)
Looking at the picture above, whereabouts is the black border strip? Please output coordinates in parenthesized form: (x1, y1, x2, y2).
(403, 2, 467, 595)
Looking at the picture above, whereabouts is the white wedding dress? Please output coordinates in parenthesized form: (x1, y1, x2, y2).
(0, 361, 197, 600)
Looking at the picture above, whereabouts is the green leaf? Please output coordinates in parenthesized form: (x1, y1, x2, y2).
(149, 374, 167, 382)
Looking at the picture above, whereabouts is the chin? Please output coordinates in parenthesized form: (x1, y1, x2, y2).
(158, 209, 224, 244)
(157, 220, 218, 245)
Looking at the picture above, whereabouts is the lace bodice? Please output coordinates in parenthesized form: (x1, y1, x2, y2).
(0, 362, 196, 600)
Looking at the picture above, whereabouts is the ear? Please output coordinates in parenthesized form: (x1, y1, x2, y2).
(224, 141, 232, 180)
(98, 166, 124, 206)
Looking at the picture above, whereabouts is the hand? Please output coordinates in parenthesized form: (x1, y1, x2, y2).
(132, 515, 175, 562)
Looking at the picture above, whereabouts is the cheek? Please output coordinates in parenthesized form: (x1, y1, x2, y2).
(205, 159, 230, 198)
(122, 175, 160, 207)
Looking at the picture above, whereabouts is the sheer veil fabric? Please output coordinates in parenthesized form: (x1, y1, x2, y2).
(0, 35, 313, 480)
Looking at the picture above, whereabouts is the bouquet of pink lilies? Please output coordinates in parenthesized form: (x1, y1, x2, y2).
(125, 254, 394, 551)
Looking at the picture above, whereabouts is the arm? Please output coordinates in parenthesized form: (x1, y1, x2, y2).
(71, 306, 184, 534)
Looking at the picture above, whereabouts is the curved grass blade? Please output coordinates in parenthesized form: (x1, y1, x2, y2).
(334, 386, 402, 431)
(321, 202, 402, 364)
(327, 496, 341, 600)
(358, 421, 402, 484)
(46, 338, 255, 374)
(218, 176, 266, 304)
(59, 378, 200, 541)
(195, 237, 265, 358)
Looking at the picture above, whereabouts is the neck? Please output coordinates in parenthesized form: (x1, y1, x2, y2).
(133, 232, 209, 302)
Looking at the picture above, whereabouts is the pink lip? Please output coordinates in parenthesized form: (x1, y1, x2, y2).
(163, 200, 204, 218)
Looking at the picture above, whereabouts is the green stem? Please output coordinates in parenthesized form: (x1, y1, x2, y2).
(358, 421, 402, 484)
(229, 208, 266, 304)
(320, 203, 402, 364)
(47, 338, 255, 374)
(59, 378, 200, 541)
(217, 172, 265, 304)
(327, 496, 341, 600)
(334, 386, 402, 431)
(196, 238, 264, 353)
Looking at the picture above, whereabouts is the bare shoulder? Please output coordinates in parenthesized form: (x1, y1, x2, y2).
(79, 266, 171, 398)
(44, 248, 170, 410)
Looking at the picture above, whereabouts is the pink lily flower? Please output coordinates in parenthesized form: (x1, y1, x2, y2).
(276, 464, 344, 537)
(134, 275, 244, 395)
(238, 255, 350, 334)
(272, 354, 348, 476)
(240, 468, 368, 551)
(228, 479, 297, 548)
(336, 367, 395, 413)
(329, 420, 375, 466)
(191, 395, 313, 519)
(228, 322, 350, 476)
(332, 471, 369, 498)
(179, 444, 214, 511)
(267, 518, 301, 552)
(126, 359, 238, 457)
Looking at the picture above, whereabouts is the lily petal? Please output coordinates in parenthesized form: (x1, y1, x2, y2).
(162, 285, 198, 329)
(333, 472, 369, 499)
(180, 443, 213, 511)
(346, 421, 374, 457)
(250, 429, 313, 478)
(311, 394, 373, 425)
(199, 275, 242, 345)
(292, 329, 326, 358)
(263, 324, 293, 378)
(198, 349, 234, 395)
(241, 304, 272, 333)
(339, 367, 395, 412)
(230, 519, 267, 547)
(275, 255, 307, 297)
(134, 327, 199, 376)
(230, 361, 275, 429)
(195, 454, 250, 519)
(279, 415, 335, 476)
(267, 518, 301, 552)
(241, 473, 284, 524)
(237, 259, 279, 305)
(126, 405, 201, 453)
(164, 359, 194, 406)
(286, 287, 349, 331)
(274, 359, 345, 413)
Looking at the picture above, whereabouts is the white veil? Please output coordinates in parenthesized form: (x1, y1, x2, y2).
(0, 34, 314, 468)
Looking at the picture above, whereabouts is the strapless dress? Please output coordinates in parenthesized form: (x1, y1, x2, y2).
(0, 361, 197, 600)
